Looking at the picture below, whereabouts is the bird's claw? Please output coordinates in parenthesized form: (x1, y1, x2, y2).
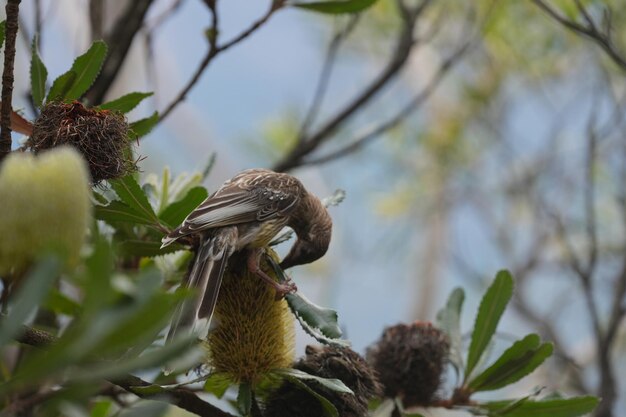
(274, 280, 297, 300)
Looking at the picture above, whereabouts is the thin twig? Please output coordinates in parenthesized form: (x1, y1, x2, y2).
(0, 0, 21, 162)
(305, 40, 472, 166)
(531, 0, 626, 71)
(273, 1, 432, 172)
(298, 15, 360, 137)
(158, 1, 284, 123)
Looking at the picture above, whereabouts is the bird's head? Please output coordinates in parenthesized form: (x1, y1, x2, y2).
(279, 194, 332, 270)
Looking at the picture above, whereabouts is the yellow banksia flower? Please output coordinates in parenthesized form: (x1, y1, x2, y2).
(0, 147, 92, 276)
(206, 249, 295, 384)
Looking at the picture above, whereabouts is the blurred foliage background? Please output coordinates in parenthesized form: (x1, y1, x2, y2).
(1, 0, 625, 416)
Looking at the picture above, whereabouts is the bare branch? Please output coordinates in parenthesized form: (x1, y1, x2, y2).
(305, 40, 472, 166)
(158, 1, 284, 123)
(299, 15, 360, 138)
(0, 0, 21, 162)
(531, 0, 626, 71)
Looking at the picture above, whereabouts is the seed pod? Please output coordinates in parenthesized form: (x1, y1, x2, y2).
(27, 101, 136, 184)
(0, 147, 92, 276)
(366, 321, 449, 407)
(205, 250, 295, 384)
(264, 345, 382, 417)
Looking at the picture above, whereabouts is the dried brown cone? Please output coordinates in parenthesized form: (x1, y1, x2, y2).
(27, 101, 136, 184)
(263, 345, 382, 417)
(366, 322, 449, 408)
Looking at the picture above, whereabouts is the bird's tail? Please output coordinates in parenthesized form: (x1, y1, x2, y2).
(166, 228, 236, 344)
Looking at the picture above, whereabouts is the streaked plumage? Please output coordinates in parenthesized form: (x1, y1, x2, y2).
(162, 169, 332, 341)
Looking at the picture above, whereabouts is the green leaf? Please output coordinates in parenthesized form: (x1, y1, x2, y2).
(479, 396, 599, 417)
(285, 292, 349, 344)
(436, 287, 464, 372)
(237, 383, 252, 416)
(129, 111, 159, 138)
(465, 270, 514, 380)
(63, 40, 108, 101)
(266, 255, 347, 344)
(98, 92, 153, 114)
(30, 37, 48, 108)
(159, 186, 208, 227)
(204, 373, 232, 398)
(468, 334, 553, 391)
(90, 400, 112, 417)
(0, 21, 6, 48)
(282, 375, 339, 417)
(69, 335, 197, 383)
(128, 384, 166, 395)
(44, 288, 82, 317)
(0, 256, 61, 347)
(110, 175, 160, 226)
(46, 71, 77, 102)
(95, 200, 155, 225)
(293, 0, 378, 14)
(278, 368, 353, 394)
(117, 240, 186, 258)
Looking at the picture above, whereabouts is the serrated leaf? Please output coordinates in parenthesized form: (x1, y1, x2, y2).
(237, 382, 252, 416)
(98, 92, 153, 114)
(479, 396, 599, 417)
(468, 334, 553, 391)
(436, 287, 464, 372)
(283, 375, 339, 417)
(0, 256, 61, 347)
(110, 175, 160, 226)
(117, 240, 185, 258)
(267, 255, 346, 343)
(293, 0, 378, 14)
(64, 40, 108, 101)
(204, 373, 232, 398)
(95, 200, 155, 226)
(159, 186, 208, 227)
(30, 37, 48, 108)
(129, 111, 159, 138)
(321, 189, 346, 207)
(0, 21, 6, 48)
(465, 270, 514, 380)
(47, 71, 77, 102)
(278, 369, 353, 394)
(285, 292, 350, 346)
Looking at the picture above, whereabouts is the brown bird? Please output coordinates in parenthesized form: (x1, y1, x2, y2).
(162, 168, 332, 341)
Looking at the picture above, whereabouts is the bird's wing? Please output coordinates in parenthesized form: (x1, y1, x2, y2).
(162, 175, 301, 244)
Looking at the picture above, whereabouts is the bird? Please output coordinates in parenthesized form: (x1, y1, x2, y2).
(161, 168, 332, 342)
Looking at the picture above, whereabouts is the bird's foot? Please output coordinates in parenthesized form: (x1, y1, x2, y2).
(273, 279, 297, 300)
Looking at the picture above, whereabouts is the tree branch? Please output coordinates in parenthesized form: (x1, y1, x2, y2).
(273, 1, 431, 172)
(298, 15, 360, 138)
(0, 0, 21, 162)
(83, 0, 156, 106)
(158, 0, 284, 123)
(15, 324, 235, 417)
(531, 0, 626, 71)
(304, 39, 472, 167)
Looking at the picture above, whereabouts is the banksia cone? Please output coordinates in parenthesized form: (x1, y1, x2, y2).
(264, 345, 382, 417)
(205, 249, 295, 384)
(366, 322, 449, 407)
(27, 101, 136, 184)
(0, 147, 91, 275)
